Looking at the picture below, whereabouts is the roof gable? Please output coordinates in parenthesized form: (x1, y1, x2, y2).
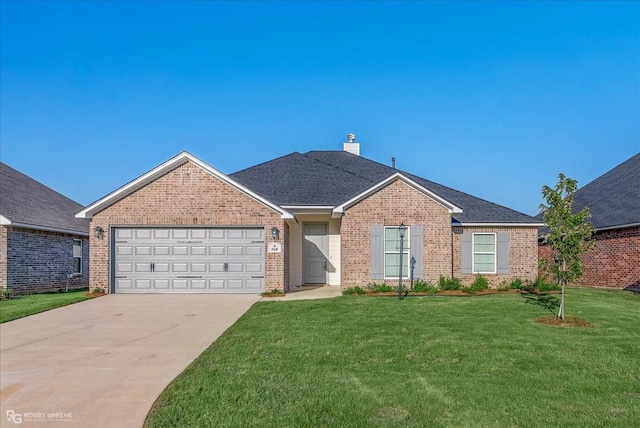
(76, 152, 293, 219)
(0, 162, 89, 234)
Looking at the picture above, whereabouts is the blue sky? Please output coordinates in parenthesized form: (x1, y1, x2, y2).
(1, 1, 638, 215)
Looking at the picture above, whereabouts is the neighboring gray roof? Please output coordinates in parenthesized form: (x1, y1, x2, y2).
(231, 151, 539, 224)
(540, 153, 640, 230)
(0, 162, 89, 234)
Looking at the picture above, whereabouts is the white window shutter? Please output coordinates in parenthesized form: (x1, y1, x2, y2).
(370, 226, 384, 280)
(461, 232, 472, 274)
(410, 225, 423, 279)
(497, 232, 510, 274)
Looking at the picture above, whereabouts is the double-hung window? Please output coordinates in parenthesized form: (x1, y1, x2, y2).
(472, 233, 496, 274)
(72, 239, 82, 274)
(384, 226, 410, 278)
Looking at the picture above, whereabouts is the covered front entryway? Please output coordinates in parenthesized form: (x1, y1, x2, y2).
(113, 227, 265, 293)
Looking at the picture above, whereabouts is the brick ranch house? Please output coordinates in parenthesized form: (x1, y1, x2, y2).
(539, 153, 639, 289)
(0, 162, 90, 294)
(76, 137, 542, 294)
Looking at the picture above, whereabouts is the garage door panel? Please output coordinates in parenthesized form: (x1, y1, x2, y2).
(228, 246, 244, 256)
(228, 263, 244, 273)
(172, 279, 189, 290)
(154, 246, 170, 256)
(227, 279, 244, 289)
(116, 262, 133, 273)
(191, 279, 207, 289)
(116, 278, 133, 290)
(172, 246, 189, 256)
(209, 279, 225, 290)
(191, 246, 207, 256)
(172, 230, 189, 240)
(172, 262, 188, 273)
(191, 262, 207, 273)
(246, 229, 263, 240)
(135, 279, 152, 290)
(135, 246, 152, 256)
(246, 262, 263, 273)
(228, 229, 244, 240)
(153, 279, 170, 290)
(135, 263, 152, 273)
(191, 229, 207, 240)
(114, 227, 265, 293)
(154, 262, 170, 273)
(209, 246, 225, 256)
(246, 245, 263, 256)
(246, 279, 263, 290)
(153, 229, 171, 239)
(117, 246, 133, 256)
(135, 229, 152, 240)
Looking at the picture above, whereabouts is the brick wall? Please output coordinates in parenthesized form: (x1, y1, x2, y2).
(539, 226, 640, 288)
(90, 161, 287, 293)
(3, 226, 89, 294)
(341, 179, 453, 287)
(453, 226, 539, 286)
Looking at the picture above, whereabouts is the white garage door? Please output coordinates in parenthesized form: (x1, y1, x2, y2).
(113, 227, 265, 293)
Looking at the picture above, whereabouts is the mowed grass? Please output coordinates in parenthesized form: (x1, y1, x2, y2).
(146, 288, 640, 427)
(0, 290, 91, 323)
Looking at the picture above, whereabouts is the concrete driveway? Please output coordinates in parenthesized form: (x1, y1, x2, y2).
(0, 294, 260, 427)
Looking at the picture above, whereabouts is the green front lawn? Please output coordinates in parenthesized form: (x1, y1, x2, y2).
(146, 288, 640, 427)
(0, 290, 92, 323)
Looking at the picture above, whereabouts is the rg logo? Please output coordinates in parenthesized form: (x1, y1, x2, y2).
(6, 410, 22, 424)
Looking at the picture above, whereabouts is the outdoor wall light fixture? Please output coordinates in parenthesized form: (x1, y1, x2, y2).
(94, 226, 104, 239)
(271, 227, 280, 240)
(397, 223, 407, 300)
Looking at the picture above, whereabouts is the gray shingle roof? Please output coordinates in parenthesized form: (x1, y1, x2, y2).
(0, 162, 89, 234)
(558, 153, 640, 230)
(231, 151, 539, 224)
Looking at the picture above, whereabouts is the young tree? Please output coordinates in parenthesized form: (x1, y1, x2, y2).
(539, 173, 595, 319)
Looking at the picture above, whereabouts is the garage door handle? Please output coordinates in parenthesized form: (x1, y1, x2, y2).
(224, 262, 229, 272)
(251, 276, 264, 279)
(177, 276, 202, 279)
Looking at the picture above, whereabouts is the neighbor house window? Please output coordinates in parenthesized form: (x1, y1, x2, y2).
(72, 239, 82, 274)
(384, 226, 410, 278)
(472, 233, 496, 274)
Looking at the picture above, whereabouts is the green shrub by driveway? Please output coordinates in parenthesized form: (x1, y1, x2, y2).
(146, 288, 639, 427)
(0, 290, 91, 323)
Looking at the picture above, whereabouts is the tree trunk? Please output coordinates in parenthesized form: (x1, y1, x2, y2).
(557, 258, 566, 320)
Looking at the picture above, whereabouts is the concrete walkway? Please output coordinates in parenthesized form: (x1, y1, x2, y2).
(262, 285, 343, 301)
(0, 294, 260, 428)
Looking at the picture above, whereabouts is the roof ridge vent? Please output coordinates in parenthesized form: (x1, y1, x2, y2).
(343, 133, 360, 156)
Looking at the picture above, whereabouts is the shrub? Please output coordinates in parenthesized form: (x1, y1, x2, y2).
(0, 288, 14, 300)
(91, 287, 106, 296)
(464, 275, 489, 294)
(439, 276, 462, 291)
(412, 280, 439, 295)
(497, 281, 511, 291)
(536, 281, 561, 292)
(510, 278, 524, 290)
(342, 286, 365, 296)
(261, 289, 285, 297)
(367, 283, 396, 293)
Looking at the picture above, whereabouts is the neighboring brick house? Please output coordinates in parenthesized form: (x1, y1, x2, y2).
(76, 136, 542, 294)
(539, 153, 640, 289)
(0, 163, 90, 294)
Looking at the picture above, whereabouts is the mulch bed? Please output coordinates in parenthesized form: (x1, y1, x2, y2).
(535, 315, 593, 328)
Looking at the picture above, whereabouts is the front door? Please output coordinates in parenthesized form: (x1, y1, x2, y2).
(303, 223, 328, 284)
